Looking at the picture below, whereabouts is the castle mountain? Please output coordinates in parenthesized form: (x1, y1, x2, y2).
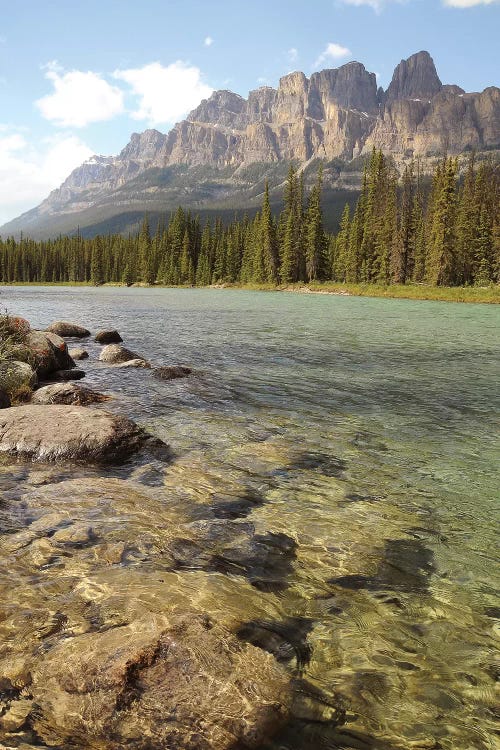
(2, 51, 498, 239)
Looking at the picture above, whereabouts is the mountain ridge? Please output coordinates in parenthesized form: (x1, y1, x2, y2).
(2, 50, 499, 239)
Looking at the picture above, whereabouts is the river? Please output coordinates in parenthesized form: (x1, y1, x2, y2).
(1, 286, 499, 750)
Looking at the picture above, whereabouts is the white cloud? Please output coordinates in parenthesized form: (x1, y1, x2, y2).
(36, 66, 124, 127)
(114, 61, 213, 125)
(0, 129, 92, 226)
(288, 47, 298, 62)
(443, 0, 499, 6)
(314, 42, 352, 68)
(204, 36, 214, 46)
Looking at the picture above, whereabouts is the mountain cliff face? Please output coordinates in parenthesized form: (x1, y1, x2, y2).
(3, 51, 499, 238)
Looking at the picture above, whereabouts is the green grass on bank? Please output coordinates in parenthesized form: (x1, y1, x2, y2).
(281, 282, 500, 304)
(2, 280, 499, 303)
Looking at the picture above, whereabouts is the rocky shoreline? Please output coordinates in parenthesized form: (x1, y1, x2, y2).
(0, 314, 341, 750)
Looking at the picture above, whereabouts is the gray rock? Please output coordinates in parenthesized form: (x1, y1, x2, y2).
(69, 347, 88, 360)
(99, 344, 149, 366)
(0, 405, 152, 463)
(153, 365, 192, 380)
(95, 329, 123, 344)
(46, 321, 90, 338)
(32, 613, 290, 749)
(0, 360, 37, 395)
(26, 330, 75, 377)
(52, 368, 86, 381)
(31, 383, 109, 406)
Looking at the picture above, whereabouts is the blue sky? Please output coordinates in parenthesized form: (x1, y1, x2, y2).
(0, 0, 498, 225)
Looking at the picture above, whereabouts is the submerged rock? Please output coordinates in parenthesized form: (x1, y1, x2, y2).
(32, 613, 291, 750)
(68, 347, 89, 360)
(330, 538, 435, 594)
(52, 368, 86, 381)
(153, 365, 192, 380)
(46, 321, 90, 338)
(99, 343, 149, 366)
(112, 358, 151, 368)
(95, 329, 123, 344)
(0, 698, 33, 731)
(0, 404, 153, 463)
(31, 383, 109, 406)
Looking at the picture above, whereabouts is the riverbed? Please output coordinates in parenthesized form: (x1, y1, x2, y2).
(1, 286, 499, 750)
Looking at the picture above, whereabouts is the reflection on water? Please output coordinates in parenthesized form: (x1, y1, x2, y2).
(0, 286, 499, 749)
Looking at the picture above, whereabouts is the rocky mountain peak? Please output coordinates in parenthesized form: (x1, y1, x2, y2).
(385, 50, 442, 103)
(188, 89, 246, 126)
(2, 49, 497, 240)
(310, 62, 378, 114)
(119, 129, 167, 161)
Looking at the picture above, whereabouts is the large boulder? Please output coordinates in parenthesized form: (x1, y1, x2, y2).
(25, 330, 75, 377)
(153, 365, 192, 380)
(0, 405, 157, 463)
(32, 613, 290, 750)
(95, 329, 123, 344)
(31, 383, 109, 406)
(46, 321, 90, 338)
(0, 360, 37, 398)
(99, 344, 149, 367)
(0, 315, 30, 338)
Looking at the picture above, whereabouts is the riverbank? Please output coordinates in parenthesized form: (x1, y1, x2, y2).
(3, 280, 499, 303)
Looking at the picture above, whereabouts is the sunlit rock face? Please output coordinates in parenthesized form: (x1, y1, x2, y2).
(2, 50, 498, 239)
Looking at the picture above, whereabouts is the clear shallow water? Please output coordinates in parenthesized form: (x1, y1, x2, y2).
(1, 286, 499, 749)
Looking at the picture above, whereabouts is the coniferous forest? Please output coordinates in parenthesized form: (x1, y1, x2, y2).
(1, 151, 498, 288)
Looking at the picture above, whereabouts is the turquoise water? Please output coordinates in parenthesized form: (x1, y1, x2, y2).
(1, 286, 499, 749)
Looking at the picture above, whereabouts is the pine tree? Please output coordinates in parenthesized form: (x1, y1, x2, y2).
(305, 166, 326, 281)
(261, 181, 279, 283)
(332, 204, 350, 281)
(426, 158, 458, 286)
(139, 216, 155, 285)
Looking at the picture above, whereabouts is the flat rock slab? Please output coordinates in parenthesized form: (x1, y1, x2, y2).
(0, 405, 148, 463)
(46, 321, 90, 338)
(31, 383, 109, 406)
(153, 365, 192, 380)
(95, 329, 123, 344)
